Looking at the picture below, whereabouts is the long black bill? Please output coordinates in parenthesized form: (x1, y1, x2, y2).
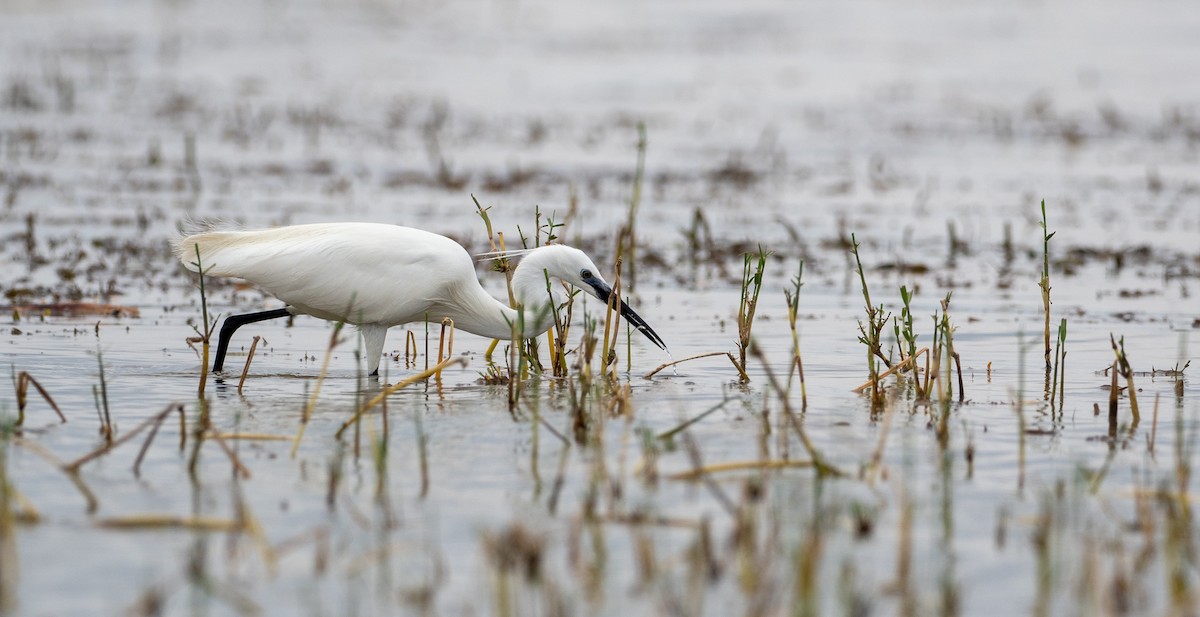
(212, 307, 291, 372)
(590, 282, 667, 351)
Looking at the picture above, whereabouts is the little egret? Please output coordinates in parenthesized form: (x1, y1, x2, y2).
(177, 222, 666, 376)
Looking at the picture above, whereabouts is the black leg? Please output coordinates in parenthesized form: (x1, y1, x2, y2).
(212, 307, 291, 372)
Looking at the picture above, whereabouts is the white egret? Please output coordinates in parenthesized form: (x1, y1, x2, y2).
(176, 222, 666, 376)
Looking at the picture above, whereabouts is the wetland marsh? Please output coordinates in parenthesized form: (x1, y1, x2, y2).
(1, 1, 1198, 615)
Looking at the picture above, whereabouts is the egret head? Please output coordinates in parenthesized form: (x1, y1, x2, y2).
(545, 246, 667, 351)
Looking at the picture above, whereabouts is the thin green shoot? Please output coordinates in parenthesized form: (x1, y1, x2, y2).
(189, 244, 220, 398)
(783, 259, 808, 408)
(937, 293, 961, 402)
(850, 234, 891, 406)
(1050, 319, 1067, 410)
(1038, 199, 1055, 371)
(894, 285, 918, 365)
(735, 246, 769, 383)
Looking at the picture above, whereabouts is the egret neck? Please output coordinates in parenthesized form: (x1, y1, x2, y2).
(443, 246, 568, 342)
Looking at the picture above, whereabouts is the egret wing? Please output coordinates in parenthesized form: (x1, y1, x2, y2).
(181, 223, 475, 325)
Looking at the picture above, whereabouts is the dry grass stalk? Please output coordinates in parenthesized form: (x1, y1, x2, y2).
(922, 345, 935, 399)
(96, 515, 240, 531)
(66, 403, 188, 473)
(0, 449, 17, 612)
(680, 433, 737, 516)
(1171, 404, 1193, 518)
(666, 459, 815, 481)
(14, 371, 66, 426)
(473, 194, 516, 305)
(795, 520, 824, 617)
(851, 347, 929, 394)
(11, 437, 99, 513)
(750, 344, 841, 477)
(290, 319, 349, 457)
(656, 398, 732, 442)
(643, 351, 740, 380)
(864, 391, 899, 486)
(1147, 393, 1161, 454)
(954, 352, 965, 401)
(132, 403, 187, 477)
(235, 499, 279, 575)
(1108, 360, 1120, 428)
(437, 318, 455, 364)
(1110, 335, 1140, 422)
(213, 433, 291, 441)
(596, 513, 702, 529)
(506, 308, 523, 410)
(336, 357, 467, 438)
(889, 488, 914, 612)
(600, 253, 623, 382)
(413, 407, 429, 499)
(474, 195, 518, 369)
(405, 330, 418, 367)
(9, 488, 39, 524)
(436, 317, 455, 390)
(544, 269, 576, 378)
(93, 346, 114, 443)
(622, 122, 647, 291)
(236, 335, 261, 395)
(632, 527, 657, 588)
(205, 429, 252, 479)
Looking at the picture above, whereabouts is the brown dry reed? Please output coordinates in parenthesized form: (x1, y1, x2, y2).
(1110, 335, 1140, 423)
(91, 345, 113, 443)
(12, 371, 65, 426)
(290, 315, 349, 457)
(236, 335, 262, 395)
(0, 442, 18, 612)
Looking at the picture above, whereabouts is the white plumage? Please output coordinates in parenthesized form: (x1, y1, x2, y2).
(177, 222, 665, 375)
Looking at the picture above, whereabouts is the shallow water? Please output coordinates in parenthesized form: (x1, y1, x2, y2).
(2, 1, 1199, 616)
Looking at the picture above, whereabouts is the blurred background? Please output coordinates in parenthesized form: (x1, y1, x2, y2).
(2, 0, 1198, 274)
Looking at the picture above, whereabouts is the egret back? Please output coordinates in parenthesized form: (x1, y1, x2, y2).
(178, 223, 479, 325)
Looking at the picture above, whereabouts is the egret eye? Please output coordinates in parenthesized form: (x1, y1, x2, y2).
(580, 269, 593, 280)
